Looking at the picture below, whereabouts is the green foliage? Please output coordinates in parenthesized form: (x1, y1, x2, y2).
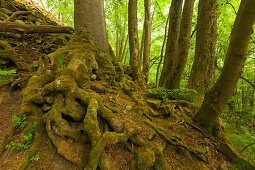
(12, 115, 28, 129)
(6, 141, 30, 151)
(220, 118, 255, 163)
(147, 88, 197, 101)
(0, 69, 16, 85)
(30, 154, 39, 162)
(7, 116, 38, 151)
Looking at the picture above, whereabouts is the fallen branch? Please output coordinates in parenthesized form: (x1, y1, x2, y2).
(0, 22, 74, 34)
(5, 11, 32, 22)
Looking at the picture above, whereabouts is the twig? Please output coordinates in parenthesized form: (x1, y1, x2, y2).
(241, 142, 255, 153)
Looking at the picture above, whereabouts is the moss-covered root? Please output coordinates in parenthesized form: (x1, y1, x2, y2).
(220, 140, 255, 169)
(0, 126, 16, 155)
(0, 40, 27, 70)
(85, 132, 129, 170)
(18, 119, 43, 170)
(83, 98, 101, 146)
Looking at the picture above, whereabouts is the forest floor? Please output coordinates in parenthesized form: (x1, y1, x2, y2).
(0, 31, 232, 169)
(0, 0, 236, 169)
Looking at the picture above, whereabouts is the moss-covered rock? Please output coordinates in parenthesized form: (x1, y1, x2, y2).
(135, 148, 156, 169)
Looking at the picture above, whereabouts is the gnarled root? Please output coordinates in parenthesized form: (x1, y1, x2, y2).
(15, 32, 173, 169)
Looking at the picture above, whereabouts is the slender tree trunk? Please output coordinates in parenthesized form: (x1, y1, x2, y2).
(124, 49, 129, 64)
(128, 0, 140, 80)
(165, 0, 195, 89)
(194, 0, 255, 134)
(187, 0, 218, 94)
(74, 0, 109, 50)
(121, 35, 129, 62)
(115, 4, 119, 60)
(116, 30, 119, 60)
(156, 12, 170, 87)
(142, 0, 152, 82)
(119, 18, 127, 61)
(139, 25, 145, 70)
(159, 0, 183, 87)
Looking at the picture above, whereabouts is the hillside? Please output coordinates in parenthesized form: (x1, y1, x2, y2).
(0, 0, 253, 169)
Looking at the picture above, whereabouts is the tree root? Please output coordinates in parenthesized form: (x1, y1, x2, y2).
(7, 32, 209, 169)
(0, 125, 16, 155)
(18, 120, 43, 170)
(0, 40, 27, 70)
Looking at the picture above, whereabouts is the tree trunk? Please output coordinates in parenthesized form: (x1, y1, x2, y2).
(194, 0, 255, 134)
(121, 35, 129, 62)
(159, 0, 183, 88)
(142, 0, 152, 83)
(74, 0, 109, 50)
(156, 12, 170, 87)
(165, 0, 195, 89)
(119, 18, 127, 61)
(128, 0, 140, 80)
(187, 0, 218, 94)
(139, 25, 145, 70)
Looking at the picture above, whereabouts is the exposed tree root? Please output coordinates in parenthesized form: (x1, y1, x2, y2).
(0, 126, 16, 155)
(0, 40, 27, 70)
(1, 31, 223, 169)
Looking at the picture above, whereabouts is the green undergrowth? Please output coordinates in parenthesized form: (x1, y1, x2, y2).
(221, 119, 255, 165)
(6, 115, 38, 151)
(0, 69, 16, 85)
(147, 88, 197, 101)
(30, 154, 39, 162)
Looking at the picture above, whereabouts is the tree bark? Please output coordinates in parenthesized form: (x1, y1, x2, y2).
(128, 0, 140, 80)
(187, 0, 218, 94)
(194, 0, 255, 133)
(156, 12, 170, 87)
(74, 0, 109, 50)
(0, 22, 74, 34)
(142, 0, 152, 82)
(139, 25, 145, 70)
(165, 0, 195, 89)
(119, 18, 127, 61)
(159, 0, 183, 88)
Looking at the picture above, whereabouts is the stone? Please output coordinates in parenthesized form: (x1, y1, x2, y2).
(146, 99, 161, 109)
(15, 20, 25, 25)
(42, 104, 51, 112)
(53, 37, 67, 45)
(45, 96, 54, 104)
(136, 148, 155, 169)
(219, 163, 229, 170)
(126, 105, 133, 111)
(90, 74, 97, 81)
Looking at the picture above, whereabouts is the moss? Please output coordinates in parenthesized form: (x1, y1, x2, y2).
(0, 125, 16, 155)
(220, 142, 255, 169)
(18, 115, 44, 170)
(56, 53, 65, 68)
(135, 148, 155, 169)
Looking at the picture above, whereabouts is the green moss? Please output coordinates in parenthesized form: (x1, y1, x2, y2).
(56, 53, 65, 68)
(135, 148, 156, 169)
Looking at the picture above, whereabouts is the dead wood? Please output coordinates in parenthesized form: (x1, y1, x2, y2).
(4, 11, 32, 22)
(0, 22, 74, 34)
